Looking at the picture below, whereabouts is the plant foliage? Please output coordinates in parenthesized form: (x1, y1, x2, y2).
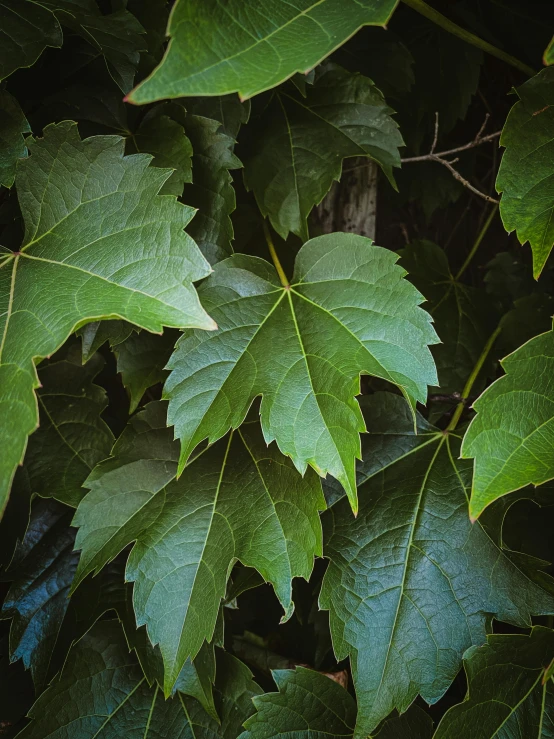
(2, 0, 554, 737)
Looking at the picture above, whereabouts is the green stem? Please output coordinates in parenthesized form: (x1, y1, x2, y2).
(446, 325, 502, 432)
(455, 204, 498, 281)
(401, 0, 536, 78)
(263, 220, 290, 288)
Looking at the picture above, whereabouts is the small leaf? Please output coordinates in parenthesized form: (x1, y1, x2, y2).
(0, 121, 214, 517)
(320, 392, 554, 737)
(182, 113, 242, 265)
(72, 402, 326, 693)
(185, 94, 250, 139)
(165, 233, 438, 512)
(42, 0, 146, 93)
(462, 327, 554, 519)
(0, 0, 62, 81)
(497, 67, 554, 278)
(1, 499, 78, 691)
(0, 91, 30, 189)
(242, 64, 403, 241)
(13, 346, 114, 508)
(128, 104, 193, 197)
(113, 329, 177, 413)
(545, 36, 554, 65)
(400, 240, 497, 395)
(434, 627, 554, 738)
(128, 0, 398, 103)
(238, 667, 357, 738)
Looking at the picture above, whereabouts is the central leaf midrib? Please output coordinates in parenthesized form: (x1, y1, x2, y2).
(372, 436, 444, 706)
(173, 431, 234, 683)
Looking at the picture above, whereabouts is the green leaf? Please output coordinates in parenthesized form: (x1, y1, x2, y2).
(42, 0, 146, 93)
(0, 120, 214, 518)
(399, 240, 497, 395)
(0, 91, 30, 188)
(462, 327, 554, 519)
(545, 36, 554, 65)
(242, 64, 403, 241)
(238, 667, 357, 738)
(113, 329, 177, 413)
(13, 346, 114, 508)
(165, 233, 438, 512)
(128, 0, 398, 103)
(127, 104, 193, 197)
(0, 0, 62, 81)
(182, 113, 242, 265)
(434, 627, 554, 739)
(72, 401, 326, 693)
(78, 320, 137, 363)
(497, 67, 554, 278)
(1, 499, 78, 691)
(17, 619, 259, 738)
(320, 392, 554, 738)
(185, 94, 250, 140)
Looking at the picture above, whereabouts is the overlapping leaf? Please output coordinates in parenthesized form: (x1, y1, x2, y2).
(434, 627, 554, 738)
(1, 499, 78, 690)
(0, 0, 62, 80)
(72, 401, 326, 693)
(127, 104, 193, 197)
(320, 392, 554, 738)
(128, 0, 398, 103)
(165, 233, 438, 512)
(0, 120, 214, 517)
(242, 64, 403, 241)
(0, 91, 30, 188)
(462, 327, 554, 519)
(17, 620, 260, 738)
(42, 0, 146, 93)
(497, 67, 554, 277)
(182, 113, 242, 265)
(12, 346, 114, 509)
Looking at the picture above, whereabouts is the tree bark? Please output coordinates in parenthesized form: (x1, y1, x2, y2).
(313, 158, 378, 239)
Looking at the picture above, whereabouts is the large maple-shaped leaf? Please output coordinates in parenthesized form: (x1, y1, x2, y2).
(128, 0, 398, 103)
(242, 64, 402, 241)
(0, 0, 62, 81)
(497, 67, 554, 278)
(434, 627, 554, 738)
(18, 620, 260, 739)
(239, 666, 433, 739)
(0, 90, 30, 189)
(1, 499, 77, 691)
(0, 121, 214, 517)
(164, 233, 437, 512)
(462, 327, 554, 519)
(72, 401, 325, 693)
(320, 392, 554, 738)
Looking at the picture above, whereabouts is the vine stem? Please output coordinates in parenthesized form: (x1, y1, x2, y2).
(263, 220, 290, 288)
(446, 325, 502, 432)
(454, 203, 498, 281)
(401, 0, 536, 78)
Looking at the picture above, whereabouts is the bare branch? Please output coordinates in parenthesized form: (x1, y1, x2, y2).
(398, 115, 501, 205)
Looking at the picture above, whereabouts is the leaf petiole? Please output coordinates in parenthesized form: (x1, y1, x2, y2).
(447, 324, 502, 432)
(263, 220, 290, 288)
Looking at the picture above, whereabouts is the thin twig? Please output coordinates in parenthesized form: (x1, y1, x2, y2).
(399, 115, 501, 204)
